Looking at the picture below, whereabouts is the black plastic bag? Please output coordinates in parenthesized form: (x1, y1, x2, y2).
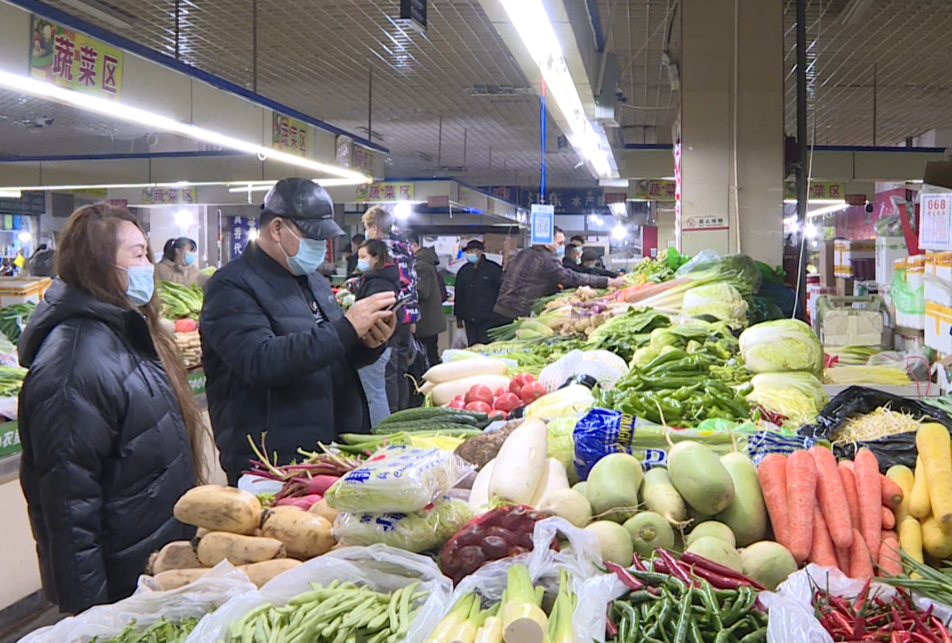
(798, 386, 952, 472)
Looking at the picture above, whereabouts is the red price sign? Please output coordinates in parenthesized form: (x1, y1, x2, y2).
(920, 193, 952, 249)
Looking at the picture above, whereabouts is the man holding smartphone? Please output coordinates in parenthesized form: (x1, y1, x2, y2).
(201, 178, 397, 484)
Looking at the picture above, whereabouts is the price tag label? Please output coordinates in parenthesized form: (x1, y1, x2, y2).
(921, 193, 952, 249)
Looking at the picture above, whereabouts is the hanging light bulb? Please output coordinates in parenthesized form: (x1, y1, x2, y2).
(612, 224, 627, 240)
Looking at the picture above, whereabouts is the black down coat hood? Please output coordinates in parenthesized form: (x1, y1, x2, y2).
(18, 280, 196, 614)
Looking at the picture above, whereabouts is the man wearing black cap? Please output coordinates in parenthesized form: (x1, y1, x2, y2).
(454, 240, 504, 346)
(580, 249, 619, 277)
(201, 178, 397, 484)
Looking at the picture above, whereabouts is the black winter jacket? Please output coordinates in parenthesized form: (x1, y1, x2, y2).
(18, 280, 196, 614)
(414, 247, 445, 339)
(355, 263, 400, 300)
(454, 258, 503, 323)
(201, 243, 384, 482)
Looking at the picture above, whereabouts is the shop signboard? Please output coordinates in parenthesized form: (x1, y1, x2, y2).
(458, 187, 470, 207)
(522, 188, 612, 214)
(784, 181, 846, 201)
(353, 145, 376, 173)
(272, 113, 309, 157)
(0, 191, 45, 215)
(530, 204, 554, 245)
(682, 214, 728, 232)
(231, 216, 257, 259)
(633, 180, 677, 202)
(920, 193, 952, 249)
(141, 186, 197, 205)
(486, 185, 521, 204)
(188, 370, 206, 395)
(357, 182, 414, 203)
(30, 15, 123, 99)
(0, 421, 20, 458)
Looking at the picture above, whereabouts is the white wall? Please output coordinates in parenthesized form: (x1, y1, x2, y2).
(0, 478, 42, 610)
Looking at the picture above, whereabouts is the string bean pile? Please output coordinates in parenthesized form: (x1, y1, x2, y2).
(96, 617, 201, 643)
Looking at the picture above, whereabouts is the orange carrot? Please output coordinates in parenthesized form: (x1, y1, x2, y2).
(841, 460, 854, 472)
(787, 450, 817, 563)
(811, 447, 853, 549)
(758, 454, 790, 549)
(835, 546, 851, 576)
(881, 529, 898, 543)
(855, 449, 883, 565)
(809, 505, 839, 568)
(838, 462, 861, 532)
(881, 475, 904, 509)
(882, 506, 896, 531)
(850, 527, 874, 579)
(879, 538, 903, 576)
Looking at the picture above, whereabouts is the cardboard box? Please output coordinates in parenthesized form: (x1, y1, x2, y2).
(835, 277, 854, 297)
(876, 237, 907, 286)
(817, 240, 836, 286)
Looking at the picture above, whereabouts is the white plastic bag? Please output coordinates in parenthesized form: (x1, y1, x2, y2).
(761, 564, 952, 643)
(451, 330, 468, 350)
(185, 545, 452, 643)
(434, 517, 614, 643)
(325, 445, 473, 514)
(19, 562, 256, 643)
(333, 496, 473, 552)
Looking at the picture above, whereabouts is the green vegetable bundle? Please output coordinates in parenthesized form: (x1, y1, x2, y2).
(584, 308, 671, 361)
(158, 281, 203, 321)
(0, 301, 36, 345)
(227, 580, 425, 643)
(95, 617, 201, 643)
(0, 365, 27, 397)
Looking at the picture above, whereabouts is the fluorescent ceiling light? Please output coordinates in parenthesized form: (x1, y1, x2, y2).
(227, 177, 368, 193)
(807, 203, 851, 218)
(394, 201, 412, 220)
(0, 189, 22, 198)
(609, 202, 627, 217)
(805, 222, 818, 239)
(0, 178, 366, 194)
(611, 224, 627, 240)
(599, 179, 629, 188)
(783, 198, 849, 205)
(840, 0, 875, 27)
(58, 0, 135, 29)
(0, 70, 369, 183)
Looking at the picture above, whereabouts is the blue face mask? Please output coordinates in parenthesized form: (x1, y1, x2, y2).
(281, 226, 327, 276)
(465, 253, 479, 264)
(555, 245, 566, 258)
(357, 258, 372, 273)
(183, 252, 197, 267)
(120, 264, 155, 306)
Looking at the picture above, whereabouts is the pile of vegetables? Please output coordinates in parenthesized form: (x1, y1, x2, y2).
(158, 281, 204, 321)
(92, 617, 201, 643)
(0, 365, 26, 397)
(227, 579, 427, 643)
(0, 301, 35, 345)
(445, 373, 546, 421)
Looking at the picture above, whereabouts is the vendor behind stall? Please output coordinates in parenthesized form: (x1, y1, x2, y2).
(454, 240, 504, 346)
(155, 237, 208, 287)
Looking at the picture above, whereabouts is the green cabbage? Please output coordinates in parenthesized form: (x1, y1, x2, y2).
(682, 283, 749, 327)
(746, 372, 827, 425)
(739, 319, 823, 375)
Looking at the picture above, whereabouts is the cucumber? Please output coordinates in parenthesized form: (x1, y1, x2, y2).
(377, 407, 488, 426)
(372, 421, 484, 435)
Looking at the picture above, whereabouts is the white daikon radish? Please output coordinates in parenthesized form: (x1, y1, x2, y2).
(418, 380, 436, 395)
(529, 459, 570, 508)
(432, 375, 510, 406)
(469, 459, 496, 510)
(423, 358, 508, 384)
(489, 419, 547, 505)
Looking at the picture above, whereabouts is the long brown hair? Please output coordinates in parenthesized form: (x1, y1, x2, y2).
(57, 203, 209, 483)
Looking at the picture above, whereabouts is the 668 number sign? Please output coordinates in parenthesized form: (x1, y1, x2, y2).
(920, 193, 952, 249)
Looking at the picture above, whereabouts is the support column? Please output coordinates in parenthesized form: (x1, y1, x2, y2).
(679, 0, 784, 264)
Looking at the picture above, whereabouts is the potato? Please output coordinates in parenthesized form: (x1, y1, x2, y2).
(308, 499, 340, 525)
(174, 485, 262, 535)
(269, 505, 304, 514)
(196, 531, 286, 567)
(147, 541, 202, 575)
(261, 510, 334, 560)
(238, 559, 301, 588)
(153, 568, 210, 591)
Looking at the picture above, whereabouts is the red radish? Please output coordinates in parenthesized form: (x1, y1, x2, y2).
(810, 447, 852, 550)
(757, 454, 790, 549)
(520, 381, 547, 404)
(465, 385, 494, 405)
(488, 410, 507, 421)
(273, 494, 321, 510)
(465, 401, 493, 413)
(786, 450, 817, 564)
(303, 475, 339, 496)
(493, 392, 522, 412)
(448, 399, 467, 410)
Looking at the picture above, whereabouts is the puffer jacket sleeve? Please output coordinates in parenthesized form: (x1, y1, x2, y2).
(542, 256, 610, 289)
(201, 271, 360, 389)
(26, 375, 118, 613)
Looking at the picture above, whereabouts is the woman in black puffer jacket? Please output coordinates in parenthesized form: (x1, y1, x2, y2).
(18, 203, 208, 614)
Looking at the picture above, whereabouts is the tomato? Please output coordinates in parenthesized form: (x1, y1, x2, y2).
(520, 381, 548, 405)
(465, 384, 494, 405)
(448, 399, 467, 410)
(509, 373, 535, 395)
(465, 401, 494, 414)
(487, 409, 508, 421)
(493, 392, 522, 412)
(494, 386, 509, 399)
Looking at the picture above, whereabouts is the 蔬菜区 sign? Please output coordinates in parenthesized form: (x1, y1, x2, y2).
(530, 204, 555, 245)
(783, 181, 846, 201)
(272, 113, 309, 157)
(141, 186, 197, 205)
(633, 180, 677, 202)
(357, 183, 414, 203)
(30, 16, 123, 99)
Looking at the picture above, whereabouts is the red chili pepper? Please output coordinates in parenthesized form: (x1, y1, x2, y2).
(631, 552, 647, 572)
(687, 564, 748, 590)
(931, 617, 951, 643)
(605, 611, 618, 638)
(679, 551, 766, 590)
(911, 632, 937, 643)
(604, 561, 644, 591)
(655, 549, 697, 587)
(828, 611, 853, 632)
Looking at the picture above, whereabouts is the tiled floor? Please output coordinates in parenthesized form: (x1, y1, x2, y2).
(0, 604, 63, 643)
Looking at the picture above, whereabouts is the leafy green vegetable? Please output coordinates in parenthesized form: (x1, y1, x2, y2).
(584, 308, 670, 361)
(738, 319, 823, 375)
(0, 302, 36, 346)
(682, 283, 749, 328)
(158, 281, 204, 321)
(746, 372, 827, 425)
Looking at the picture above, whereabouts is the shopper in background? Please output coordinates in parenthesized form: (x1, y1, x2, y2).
(562, 243, 585, 272)
(362, 205, 418, 412)
(494, 226, 626, 321)
(17, 203, 208, 614)
(570, 235, 585, 249)
(581, 249, 619, 277)
(454, 240, 503, 346)
(346, 233, 365, 277)
(202, 179, 396, 483)
(354, 239, 401, 427)
(408, 233, 444, 367)
(156, 237, 208, 287)
(26, 243, 55, 277)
